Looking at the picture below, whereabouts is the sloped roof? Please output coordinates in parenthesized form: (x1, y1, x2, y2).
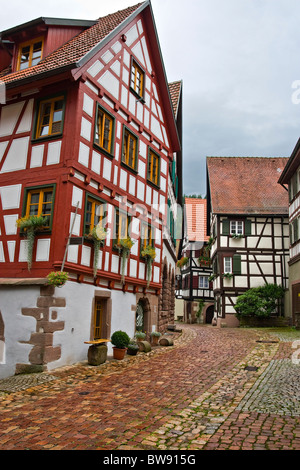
(168, 80, 182, 118)
(278, 137, 300, 185)
(207, 156, 289, 215)
(1, 2, 144, 86)
(185, 198, 209, 242)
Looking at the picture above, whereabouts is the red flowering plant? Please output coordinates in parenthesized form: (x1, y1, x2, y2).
(47, 271, 69, 287)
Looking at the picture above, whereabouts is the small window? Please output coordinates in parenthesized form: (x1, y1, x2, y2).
(230, 220, 243, 235)
(35, 95, 65, 139)
(84, 196, 106, 236)
(147, 149, 160, 186)
(17, 38, 43, 70)
(115, 209, 130, 244)
(141, 223, 154, 252)
(199, 276, 209, 289)
(122, 128, 138, 170)
(94, 105, 114, 155)
(94, 299, 104, 340)
(130, 59, 144, 98)
(25, 186, 54, 228)
(224, 256, 232, 274)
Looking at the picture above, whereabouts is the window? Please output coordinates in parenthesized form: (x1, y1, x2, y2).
(147, 149, 160, 186)
(224, 256, 232, 274)
(115, 209, 130, 244)
(94, 105, 114, 155)
(122, 128, 138, 170)
(25, 186, 54, 228)
(17, 38, 43, 70)
(94, 299, 104, 340)
(130, 59, 144, 98)
(35, 95, 65, 139)
(84, 196, 106, 235)
(199, 276, 209, 289)
(230, 220, 243, 235)
(141, 223, 154, 252)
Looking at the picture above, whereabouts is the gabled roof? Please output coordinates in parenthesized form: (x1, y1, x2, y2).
(168, 80, 182, 118)
(1, 3, 144, 87)
(206, 156, 289, 215)
(278, 137, 300, 185)
(185, 198, 209, 242)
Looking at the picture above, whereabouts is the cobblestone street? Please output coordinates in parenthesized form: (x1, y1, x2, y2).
(0, 324, 299, 451)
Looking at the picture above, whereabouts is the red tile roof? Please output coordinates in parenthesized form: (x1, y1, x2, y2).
(207, 157, 289, 215)
(168, 80, 182, 117)
(185, 198, 209, 242)
(1, 3, 144, 86)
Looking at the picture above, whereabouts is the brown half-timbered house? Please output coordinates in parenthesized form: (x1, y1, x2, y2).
(278, 138, 300, 327)
(176, 197, 214, 324)
(206, 157, 290, 327)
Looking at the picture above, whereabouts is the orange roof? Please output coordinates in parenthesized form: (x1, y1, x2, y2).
(207, 157, 289, 215)
(185, 198, 209, 242)
(1, 3, 144, 87)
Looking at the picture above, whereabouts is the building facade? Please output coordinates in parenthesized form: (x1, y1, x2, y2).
(0, 2, 182, 378)
(278, 138, 300, 327)
(175, 198, 214, 324)
(206, 157, 290, 327)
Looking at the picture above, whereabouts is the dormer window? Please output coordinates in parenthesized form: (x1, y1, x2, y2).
(17, 37, 43, 70)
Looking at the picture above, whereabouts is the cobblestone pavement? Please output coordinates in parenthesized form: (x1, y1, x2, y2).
(0, 324, 299, 451)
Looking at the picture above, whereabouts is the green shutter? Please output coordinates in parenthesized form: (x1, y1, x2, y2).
(172, 160, 176, 182)
(289, 223, 293, 244)
(175, 176, 178, 198)
(232, 254, 241, 275)
(244, 219, 252, 236)
(293, 218, 299, 242)
(222, 219, 230, 235)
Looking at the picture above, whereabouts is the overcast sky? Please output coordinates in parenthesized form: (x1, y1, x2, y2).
(1, 0, 300, 197)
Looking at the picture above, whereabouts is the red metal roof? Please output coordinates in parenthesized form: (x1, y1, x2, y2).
(185, 198, 209, 242)
(207, 156, 289, 215)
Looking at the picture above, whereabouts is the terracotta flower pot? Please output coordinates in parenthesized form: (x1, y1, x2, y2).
(113, 347, 127, 360)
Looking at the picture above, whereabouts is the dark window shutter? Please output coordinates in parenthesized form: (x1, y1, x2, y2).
(193, 276, 198, 288)
(290, 224, 293, 244)
(232, 254, 241, 275)
(244, 219, 252, 236)
(213, 222, 216, 238)
(294, 218, 299, 242)
(222, 219, 229, 235)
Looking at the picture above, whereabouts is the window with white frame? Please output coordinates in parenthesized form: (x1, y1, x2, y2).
(230, 220, 243, 235)
(199, 276, 209, 289)
(224, 257, 232, 273)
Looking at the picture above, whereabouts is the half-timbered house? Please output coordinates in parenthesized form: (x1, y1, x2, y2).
(206, 157, 290, 327)
(0, 1, 182, 378)
(175, 197, 214, 324)
(278, 138, 300, 327)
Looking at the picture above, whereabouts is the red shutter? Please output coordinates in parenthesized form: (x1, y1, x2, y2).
(193, 276, 198, 288)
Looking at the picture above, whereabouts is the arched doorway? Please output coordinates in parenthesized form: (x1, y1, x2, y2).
(136, 297, 151, 333)
(205, 304, 214, 324)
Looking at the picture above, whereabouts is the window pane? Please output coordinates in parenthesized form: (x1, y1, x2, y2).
(224, 257, 232, 273)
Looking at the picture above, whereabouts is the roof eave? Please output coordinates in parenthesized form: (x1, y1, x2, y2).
(278, 137, 300, 184)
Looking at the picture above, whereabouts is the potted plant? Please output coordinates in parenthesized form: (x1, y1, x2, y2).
(177, 257, 188, 270)
(115, 237, 134, 284)
(127, 341, 139, 356)
(88, 225, 107, 277)
(135, 331, 146, 341)
(141, 245, 156, 287)
(231, 233, 244, 239)
(16, 215, 49, 270)
(150, 331, 161, 346)
(47, 271, 69, 288)
(223, 272, 233, 279)
(111, 330, 130, 360)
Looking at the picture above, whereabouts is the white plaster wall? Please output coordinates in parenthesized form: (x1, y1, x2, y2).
(0, 286, 40, 379)
(47, 282, 137, 370)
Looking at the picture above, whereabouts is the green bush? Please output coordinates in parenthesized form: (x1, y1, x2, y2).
(235, 284, 284, 319)
(111, 330, 130, 349)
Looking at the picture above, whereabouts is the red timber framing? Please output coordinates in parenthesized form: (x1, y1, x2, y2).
(0, 1, 181, 294)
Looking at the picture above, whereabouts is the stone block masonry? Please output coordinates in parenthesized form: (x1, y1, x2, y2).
(16, 285, 65, 374)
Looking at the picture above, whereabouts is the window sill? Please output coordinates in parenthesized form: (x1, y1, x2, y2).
(93, 143, 114, 160)
(121, 161, 138, 175)
(31, 133, 63, 144)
